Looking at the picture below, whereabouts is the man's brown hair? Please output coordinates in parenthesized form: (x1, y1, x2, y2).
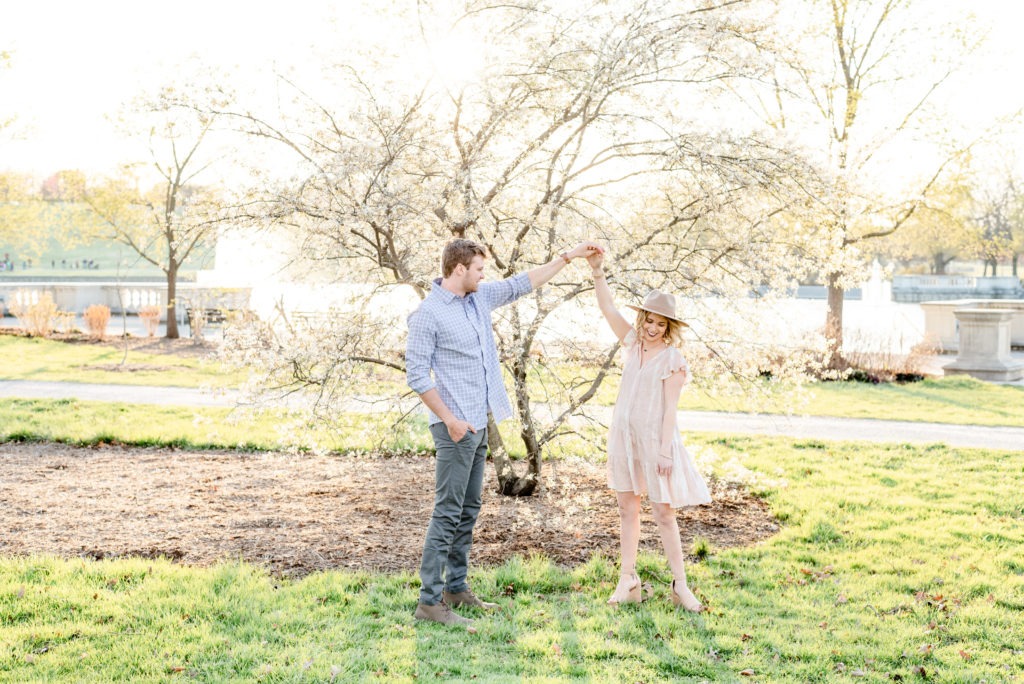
(441, 239, 487, 277)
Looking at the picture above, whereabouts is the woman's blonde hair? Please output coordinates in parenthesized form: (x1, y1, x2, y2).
(633, 309, 684, 348)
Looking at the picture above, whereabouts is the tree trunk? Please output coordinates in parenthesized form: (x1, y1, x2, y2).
(490, 356, 539, 497)
(932, 251, 949, 275)
(165, 262, 179, 339)
(490, 417, 538, 496)
(825, 272, 846, 371)
(487, 414, 532, 496)
(513, 358, 541, 497)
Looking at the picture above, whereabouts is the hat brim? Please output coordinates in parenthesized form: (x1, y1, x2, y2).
(626, 305, 689, 327)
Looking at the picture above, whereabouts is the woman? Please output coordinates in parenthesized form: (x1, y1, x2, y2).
(587, 250, 711, 612)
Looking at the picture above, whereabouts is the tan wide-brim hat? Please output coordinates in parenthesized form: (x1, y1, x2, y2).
(626, 289, 689, 326)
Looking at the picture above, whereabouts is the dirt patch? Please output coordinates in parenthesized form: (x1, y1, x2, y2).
(0, 442, 779, 577)
(78, 363, 196, 373)
(1, 327, 218, 358)
(61, 334, 219, 359)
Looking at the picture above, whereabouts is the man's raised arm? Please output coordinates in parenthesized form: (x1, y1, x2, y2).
(527, 241, 604, 289)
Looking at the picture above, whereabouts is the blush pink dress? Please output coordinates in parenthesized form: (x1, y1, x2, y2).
(606, 330, 712, 508)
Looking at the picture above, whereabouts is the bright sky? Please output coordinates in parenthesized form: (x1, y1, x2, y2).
(1, 0, 349, 175)
(2, 0, 1022, 180)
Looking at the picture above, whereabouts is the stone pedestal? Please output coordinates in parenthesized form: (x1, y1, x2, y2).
(922, 299, 1024, 351)
(943, 309, 1024, 382)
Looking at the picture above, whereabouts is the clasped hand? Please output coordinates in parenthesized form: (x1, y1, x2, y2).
(567, 241, 604, 261)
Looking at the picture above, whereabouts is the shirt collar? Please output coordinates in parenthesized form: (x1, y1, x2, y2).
(432, 277, 473, 304)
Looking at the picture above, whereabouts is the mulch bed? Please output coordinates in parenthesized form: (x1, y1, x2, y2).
(0, 442, 779, 577)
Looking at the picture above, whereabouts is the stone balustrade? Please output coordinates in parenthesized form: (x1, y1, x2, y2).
(894, 275, 1024, 302)
(0, 282, 250, 322)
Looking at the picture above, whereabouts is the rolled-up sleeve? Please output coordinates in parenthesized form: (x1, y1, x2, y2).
(479, 272, 533, 310)
(405, 309, 436, 395)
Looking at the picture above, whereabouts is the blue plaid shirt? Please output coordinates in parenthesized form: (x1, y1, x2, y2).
(406, 273, 533, 430)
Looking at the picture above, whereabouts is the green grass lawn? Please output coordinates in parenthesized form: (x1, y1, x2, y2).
(0, 398, 428, 453)
(678, 375, 1024, 427)
(1, 434, 1021, 681)
(1, 336, 245, 389)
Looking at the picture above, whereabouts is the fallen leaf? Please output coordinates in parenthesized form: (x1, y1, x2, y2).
(835, 593, 848, 604)
(851, 669, 866, 677)
(912, 665, 928, 678)
(551, 644, 562, 656)
(740, 633, 752, 642)
(739, 669, 755, 676)
(819, 621, 828, 629)
(918, 643, 933, 654)
(958, 650, 971, 661)
(467, 626, 478, 635)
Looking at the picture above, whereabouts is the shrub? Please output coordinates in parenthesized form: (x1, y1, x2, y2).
(84, 304, 112, 340)
(9, 291, 58, 337)
(816, 331, 938, 384)
(138, 305, 161, 337)
(55, 311, 78, 334)
(189, 307, 207, 340)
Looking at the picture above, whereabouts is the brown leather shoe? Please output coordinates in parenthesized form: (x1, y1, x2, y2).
(443, 589, 498, 611)
(414, 601, 473, 626)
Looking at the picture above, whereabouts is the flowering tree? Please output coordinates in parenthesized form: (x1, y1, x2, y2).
(220, 0, 819, 494)
(970, 171, 1024, 277)
(85, 87, 229, 338)
(762, 0, 979, 368)
(879, 170, 978, 275)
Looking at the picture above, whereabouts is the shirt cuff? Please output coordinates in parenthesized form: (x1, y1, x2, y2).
(407, 374, 436, 396)
(512, 271, 533, 296)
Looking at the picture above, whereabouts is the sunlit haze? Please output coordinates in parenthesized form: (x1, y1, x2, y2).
(2, 0, 1022, 181)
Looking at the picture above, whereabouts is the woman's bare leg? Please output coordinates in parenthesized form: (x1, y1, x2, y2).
(651, 501, 703, 611)
(609, 491, 642, 603)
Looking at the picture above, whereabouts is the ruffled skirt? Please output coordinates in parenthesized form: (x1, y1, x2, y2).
(606, 426, 711, 508)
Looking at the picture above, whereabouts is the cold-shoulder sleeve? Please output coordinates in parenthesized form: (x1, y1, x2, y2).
(660, 347, 691, 384)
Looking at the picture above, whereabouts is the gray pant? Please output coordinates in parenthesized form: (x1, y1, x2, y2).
(419, 423, 489, 605)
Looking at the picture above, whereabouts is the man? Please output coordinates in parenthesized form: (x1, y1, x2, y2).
(405, 238, 602, 625)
